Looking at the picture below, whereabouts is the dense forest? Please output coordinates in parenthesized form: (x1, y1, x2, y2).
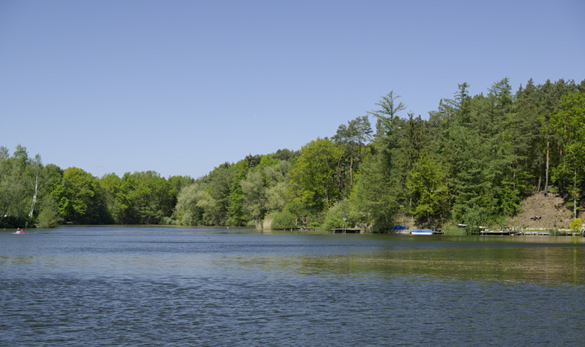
(2, 78, 584, 233)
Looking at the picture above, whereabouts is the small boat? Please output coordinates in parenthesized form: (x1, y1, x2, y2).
(13, 229, 26, 235)
(411, 229, 434, 235)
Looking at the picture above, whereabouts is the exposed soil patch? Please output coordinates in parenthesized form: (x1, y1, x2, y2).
(508, 193, 574, 230)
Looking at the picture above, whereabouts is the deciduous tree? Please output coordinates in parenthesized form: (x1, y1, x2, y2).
(288, 138, 344, 214)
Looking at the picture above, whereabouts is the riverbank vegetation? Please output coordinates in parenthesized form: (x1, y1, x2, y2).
(2, 78, 584, 232)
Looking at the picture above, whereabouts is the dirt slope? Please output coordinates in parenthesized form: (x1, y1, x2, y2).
(508, 193, 573, 230)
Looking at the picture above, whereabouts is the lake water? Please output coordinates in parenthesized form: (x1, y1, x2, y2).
(2, 226, 585, 346)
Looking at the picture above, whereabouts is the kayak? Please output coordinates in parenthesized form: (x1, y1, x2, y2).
(13, 231, 26, 234)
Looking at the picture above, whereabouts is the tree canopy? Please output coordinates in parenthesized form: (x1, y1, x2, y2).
(2, 78, 584, 233)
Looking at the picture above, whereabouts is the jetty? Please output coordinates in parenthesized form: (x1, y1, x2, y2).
(331, 228, 362, 234)
(519, 231, 550, 236)
(480, 229, 515, 235)
(479, 229, 576, 236)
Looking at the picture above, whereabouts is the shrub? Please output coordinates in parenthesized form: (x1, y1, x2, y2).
(271, 211, 296, 229)
(35, 197, 61, 228)
(462, 207, 487, 235)
(36, 208, 60, 228)
(569, 218, 583, 232)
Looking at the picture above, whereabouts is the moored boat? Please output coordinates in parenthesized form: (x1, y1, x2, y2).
(411, 229, 434, 235)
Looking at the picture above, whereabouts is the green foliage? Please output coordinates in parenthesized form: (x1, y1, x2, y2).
(288, 138, 344, 214)
(550, 92, 585, 218)
(4, 78, 585, 230)
(36, 195, 60, 228)
(332, 115, 373, 196)
(0, 145, 42, 226)
(569, 218, 583, 232)
(352, 153, 398, 231)
(55, 167, 110, 224)
(461, 207, 487, 235)
(125, 171, 175, 224)
(240, 170, 266, 223)
(175, 152, 293, 227)
(227, 162, 248, 226)
(270, 211, 296, 229)
(285, 199, 314, 228)
(175, 183, 205, 226)
(406, 153, 448, 227)
(322, 199, 362, 231)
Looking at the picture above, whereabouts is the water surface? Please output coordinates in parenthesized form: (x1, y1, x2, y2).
(1, 226, 584, 346)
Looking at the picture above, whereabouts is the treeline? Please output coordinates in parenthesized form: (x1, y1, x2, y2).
(2, 78, 584, 232)
(0, 149, 194, 228)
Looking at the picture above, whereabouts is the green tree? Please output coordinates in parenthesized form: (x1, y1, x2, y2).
(288, 138, 344, 215)
(36, 195, 60, 228)
(368, 91, 406, 174)
(240, 154, 292, 226)
(201, 163, 235, 225)
(322, 198, 363, 231)
(512, 79, 543, 193)
(435, 80, 522, 223)
(353, 91, 408, 231)
(168, 175, 195, 202)
(406, 153, 448, 227)
(264, 160, 291, 212)
(227, 159, 250, 226)
(0, 146, 42, 227)
(240, 169, 266, 226)
(538, 79, 579, 195)
(100, 173, 129, 223)
(124, 171, 175, 224)
(176, 182, 206, 226)
(569, 218, 583, 232)
(35, 163, 64, 228)
(284, 199, 312, 228)
(332, 115, 372, 195)
(353, 153, 399, 231)
(270, 210, 296, 229)
(431, 83, 472, 221)
(483, 78, 521, 217)
(550, 92, 585, 218)
(56, 167, 108, 224)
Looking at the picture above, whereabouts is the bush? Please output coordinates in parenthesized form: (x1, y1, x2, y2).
(35, 197, 61, 228)
(36, 209, 60, 228)
(270, 211, 296, 229)
(462, 207, 487, 235)
(159, 216, 177, 225)
(569, 218, 583, 232)
(0, 215, 27, 229)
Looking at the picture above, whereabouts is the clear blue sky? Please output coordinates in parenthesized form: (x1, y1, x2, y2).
(1, 0, 584, 179)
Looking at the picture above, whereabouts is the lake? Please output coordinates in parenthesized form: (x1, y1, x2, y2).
(1, 226, 585, 346)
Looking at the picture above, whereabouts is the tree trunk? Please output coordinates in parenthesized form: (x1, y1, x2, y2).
(537, 166, 542, 193)
(574, 162, 577, 219)
(337, 157, 343, 195)
(544, 139, 550, 195)
(29, 175, 39, 218)
(349, 155, 353, 191)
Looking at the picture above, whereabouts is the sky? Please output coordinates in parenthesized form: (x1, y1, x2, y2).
(1, 0, 584, 179)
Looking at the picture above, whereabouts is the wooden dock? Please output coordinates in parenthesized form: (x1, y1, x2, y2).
(480, 230, 551, 236)
(480, 229, 515, 235)
(331, 228, 362, 234)
(519, 231, 550, 236)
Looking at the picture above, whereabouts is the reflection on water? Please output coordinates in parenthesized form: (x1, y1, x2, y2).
(1, 227, 585, 346)
(226, 233, 585, 285)
(236, 245, 585, 284)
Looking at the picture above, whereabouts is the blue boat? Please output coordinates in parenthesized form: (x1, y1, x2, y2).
(411, 228, 434, 235)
